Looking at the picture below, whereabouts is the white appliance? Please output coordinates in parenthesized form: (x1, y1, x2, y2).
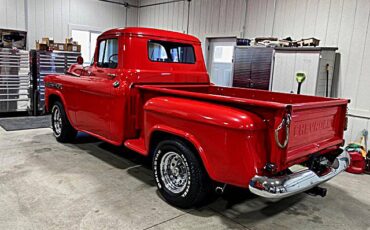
(271, 47, 337, 97)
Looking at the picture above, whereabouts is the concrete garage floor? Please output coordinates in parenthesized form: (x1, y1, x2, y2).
(0, 127, 369, 230)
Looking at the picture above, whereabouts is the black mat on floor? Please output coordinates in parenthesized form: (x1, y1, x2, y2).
(0, 115, 51, 131)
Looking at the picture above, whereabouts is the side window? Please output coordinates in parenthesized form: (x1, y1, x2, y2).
(98, 40, 106, 65)
(97, 38, 118, 68)
(148, 42, 169, 62)
(148, 40, 195, 64)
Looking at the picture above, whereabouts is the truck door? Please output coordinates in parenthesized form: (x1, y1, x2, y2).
(75, 38, 119, 139)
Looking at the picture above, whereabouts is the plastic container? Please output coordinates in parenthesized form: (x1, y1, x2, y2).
(346, 151, 365, 174)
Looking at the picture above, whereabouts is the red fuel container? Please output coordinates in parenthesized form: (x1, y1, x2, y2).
(346, 151, 365, 174)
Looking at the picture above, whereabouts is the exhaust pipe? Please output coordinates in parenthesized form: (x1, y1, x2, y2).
(215, 184, 227, 195)
(305, 186, 327, 197)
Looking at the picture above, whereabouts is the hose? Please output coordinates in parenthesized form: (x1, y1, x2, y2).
(274, 114, 291, 149)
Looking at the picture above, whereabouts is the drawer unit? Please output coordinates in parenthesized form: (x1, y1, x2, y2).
(30, 50, 80, 115)
(0, 48, 30, 113)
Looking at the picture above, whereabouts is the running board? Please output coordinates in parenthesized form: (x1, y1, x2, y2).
(124, 138, 147, 155)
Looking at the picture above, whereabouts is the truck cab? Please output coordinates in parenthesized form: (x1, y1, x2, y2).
(45, 27, 350, 208)
(48, 28, 209, 144)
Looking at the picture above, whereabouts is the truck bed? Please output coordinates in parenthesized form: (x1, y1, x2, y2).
(138, 84, 346, 108)
(137, 84, 348, 169)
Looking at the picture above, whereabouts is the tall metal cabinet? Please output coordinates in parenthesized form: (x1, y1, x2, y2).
(0, 48, 30, 113)
(271, 47, 337, 97)
(232, 47, 274, 90)
(232, 46, 337, 97)
(29, 50, 80, 115)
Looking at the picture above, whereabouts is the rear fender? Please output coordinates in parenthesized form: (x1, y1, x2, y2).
(147, 125, 215, 179)
(144, 96, 267, 187)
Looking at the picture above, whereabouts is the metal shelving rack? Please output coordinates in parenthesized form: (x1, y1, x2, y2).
(29, 50, 80, 115)
(0, 48, 30, 113)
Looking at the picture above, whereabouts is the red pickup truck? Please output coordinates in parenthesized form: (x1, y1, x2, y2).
(45, 27, 350, 208)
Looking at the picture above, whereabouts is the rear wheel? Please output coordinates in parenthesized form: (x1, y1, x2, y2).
(153, 139, 212, 208)
(51, 101, 77, 143)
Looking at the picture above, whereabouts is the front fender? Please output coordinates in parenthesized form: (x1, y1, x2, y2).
(45, 84, 76, 128)
(45, 88, 65, 113)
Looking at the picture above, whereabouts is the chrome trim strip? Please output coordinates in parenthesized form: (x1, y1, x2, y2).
(249, 151, 350, 199)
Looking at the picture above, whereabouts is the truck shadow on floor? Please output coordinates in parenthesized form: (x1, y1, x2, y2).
(69, 133, 262, 203)
(64, 133, 370, 229)
(207, 183, 370, 229)
(71, 132, 152, 170)
(70, 132, 155, 185)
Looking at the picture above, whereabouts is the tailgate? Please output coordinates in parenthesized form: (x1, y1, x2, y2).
(286, 101, 348, 163)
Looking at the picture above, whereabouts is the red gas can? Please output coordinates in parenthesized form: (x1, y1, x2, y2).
(346, 151, 365, 174)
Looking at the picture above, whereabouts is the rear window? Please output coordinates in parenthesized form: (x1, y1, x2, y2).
(148, 40, 195, 64)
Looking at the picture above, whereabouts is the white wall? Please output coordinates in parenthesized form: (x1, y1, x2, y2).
(139, 0, 247, 60)
(0, 0, 26, 30)
(139, 0, 188, 33)
(139, 0, 247, 36)
(0, 0, 138, 49)
(26, 0, 138, 49)
(138, 0, 370, 145)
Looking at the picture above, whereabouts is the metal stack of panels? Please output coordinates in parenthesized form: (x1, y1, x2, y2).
(0, 48, 30, 113)
(232, 47, 274, 90)
(232, 47, 253, 88)
(30, 50, 80, 115)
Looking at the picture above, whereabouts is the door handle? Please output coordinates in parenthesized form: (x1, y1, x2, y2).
(107, 73, 116, 79)
(113, 81, 120, 88)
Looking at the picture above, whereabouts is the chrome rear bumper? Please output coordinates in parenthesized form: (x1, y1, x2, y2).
(249, 151, 350, 199)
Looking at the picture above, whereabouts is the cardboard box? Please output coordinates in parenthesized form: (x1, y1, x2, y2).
(41, 37, 49, 44)
(53, 43, 66, 51)
(66, 44, 81, 52)
(35, 36, 80, 52)
(36, 41, 48, 51)
(297, 38, 320, 47)
(41, 37, 54, 46)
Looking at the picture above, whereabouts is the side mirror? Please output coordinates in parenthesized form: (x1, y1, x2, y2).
(77, 56, 84, 65)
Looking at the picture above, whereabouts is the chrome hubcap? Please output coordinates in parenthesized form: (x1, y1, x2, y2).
(52, 106, 62, 137)
(160, 151, 189, 194)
